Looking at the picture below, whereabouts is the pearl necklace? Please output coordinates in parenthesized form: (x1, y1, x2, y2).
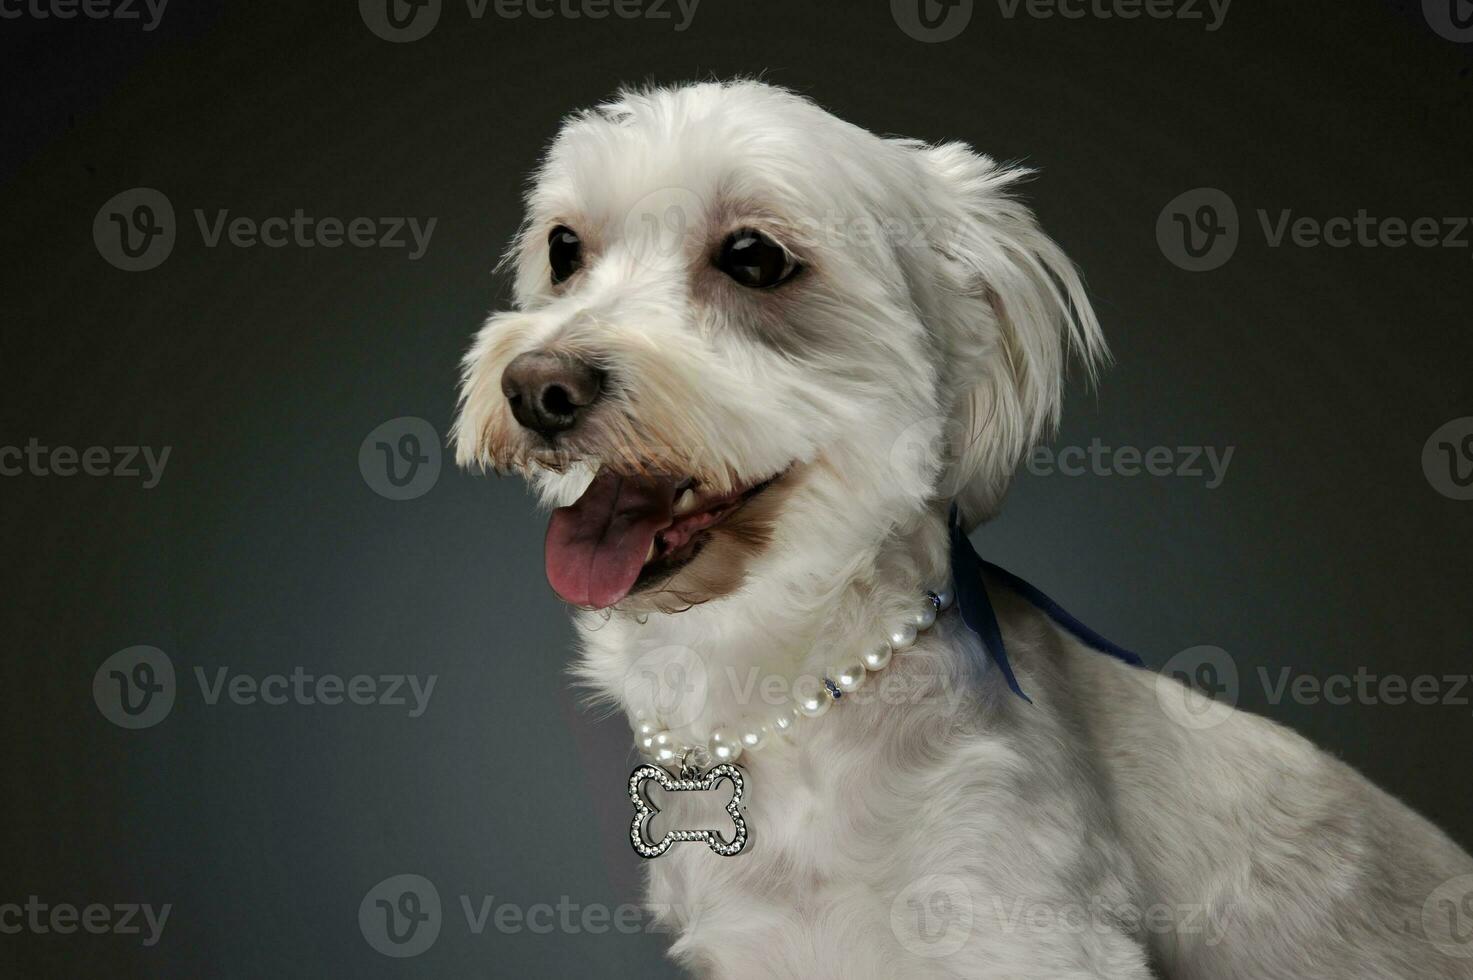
(631, 586, 954, 774)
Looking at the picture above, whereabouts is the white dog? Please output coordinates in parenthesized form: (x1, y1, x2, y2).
(454, 80, 1473, 979)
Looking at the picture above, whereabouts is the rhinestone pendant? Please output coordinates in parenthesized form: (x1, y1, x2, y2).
(628, 762, 748, 858)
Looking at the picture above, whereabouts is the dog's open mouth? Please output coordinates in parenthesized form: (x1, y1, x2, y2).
(545, 467, 783, 609)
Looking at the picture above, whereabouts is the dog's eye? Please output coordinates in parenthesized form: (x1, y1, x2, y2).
(548, 225, 582, 285)
(717, 230, 798, 289)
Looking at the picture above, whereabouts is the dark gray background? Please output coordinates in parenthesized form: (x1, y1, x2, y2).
(2, 0, 1470, 976)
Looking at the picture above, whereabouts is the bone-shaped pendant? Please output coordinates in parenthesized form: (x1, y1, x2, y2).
(628, 763, 748, 858)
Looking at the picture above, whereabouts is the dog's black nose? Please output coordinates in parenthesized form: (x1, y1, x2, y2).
(500, 351, 603, 439)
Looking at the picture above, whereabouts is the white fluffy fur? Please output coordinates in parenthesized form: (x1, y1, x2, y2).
(455, 81, 1473, 978)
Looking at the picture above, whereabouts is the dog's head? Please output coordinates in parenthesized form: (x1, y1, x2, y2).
(454, 81, 1104, 613)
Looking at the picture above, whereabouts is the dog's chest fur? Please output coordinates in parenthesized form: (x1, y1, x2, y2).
(616, 607, 1158, 979)
(592, 586, 1473, 980)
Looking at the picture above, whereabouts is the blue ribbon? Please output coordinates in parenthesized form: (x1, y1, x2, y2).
(948, 503, 1144, 704)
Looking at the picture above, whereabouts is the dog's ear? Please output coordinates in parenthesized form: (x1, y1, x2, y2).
(911, 142, 1108, 530)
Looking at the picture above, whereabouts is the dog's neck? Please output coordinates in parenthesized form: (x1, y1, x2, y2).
(573, 509, 951, 743)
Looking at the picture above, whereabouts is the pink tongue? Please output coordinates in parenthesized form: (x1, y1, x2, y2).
(545, 471, 677, 609)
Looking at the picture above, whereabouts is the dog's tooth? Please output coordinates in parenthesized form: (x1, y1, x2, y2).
(673, 488, 699, 515)
(645, 540, 657, 563)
